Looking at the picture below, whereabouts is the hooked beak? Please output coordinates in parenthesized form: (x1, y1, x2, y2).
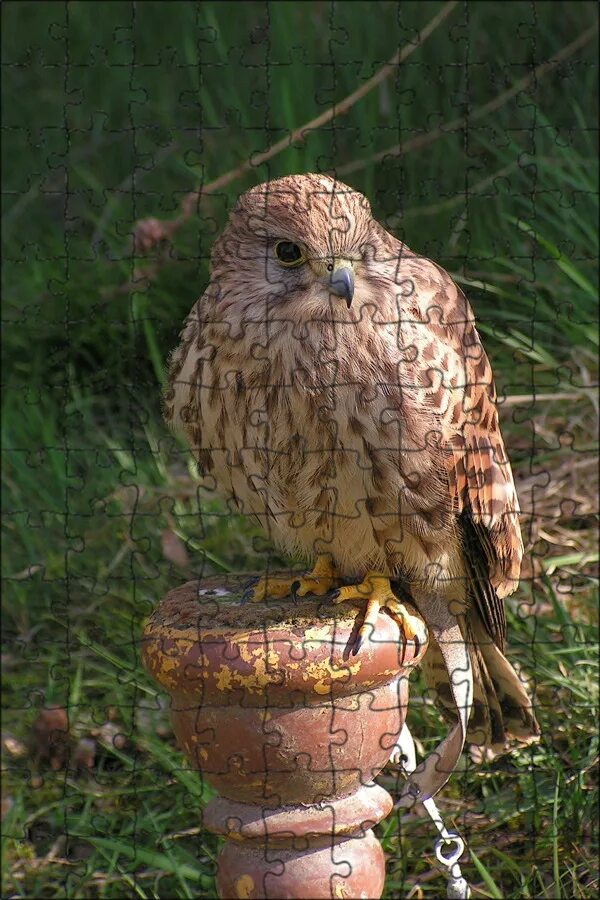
(329, 265, 355, 308)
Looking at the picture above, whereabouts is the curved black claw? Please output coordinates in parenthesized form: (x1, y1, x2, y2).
(241, 577, 260, 605)
(351, 632, 364, 657)
(290, 580, 301, 603)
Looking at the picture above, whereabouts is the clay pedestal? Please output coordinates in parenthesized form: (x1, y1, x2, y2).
(142, 575, 427, 899)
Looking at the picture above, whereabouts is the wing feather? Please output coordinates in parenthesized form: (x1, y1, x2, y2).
(408, 257, 523, 646)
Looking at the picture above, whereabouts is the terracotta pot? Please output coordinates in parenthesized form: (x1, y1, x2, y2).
(142, 575, 427, 899)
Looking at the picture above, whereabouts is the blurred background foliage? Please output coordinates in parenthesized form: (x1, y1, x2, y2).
(2, 2, 598, 898)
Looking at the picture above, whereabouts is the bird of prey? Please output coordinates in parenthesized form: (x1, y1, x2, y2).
(164, 173, 539, 748)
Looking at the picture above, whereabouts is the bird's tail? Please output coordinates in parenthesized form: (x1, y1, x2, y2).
(421, 612, 540, 749)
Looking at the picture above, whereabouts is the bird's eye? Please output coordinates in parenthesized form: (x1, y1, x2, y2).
(275, 241, 305, 267)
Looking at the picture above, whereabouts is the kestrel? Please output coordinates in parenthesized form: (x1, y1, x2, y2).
(164, 173, 539, 747)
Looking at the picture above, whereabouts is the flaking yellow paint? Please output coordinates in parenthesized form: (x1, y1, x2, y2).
(155, 652, 186, 689)
(215, 664, 234, 691)
(304, 657, 361, 694)
(235, 874, 255, 898)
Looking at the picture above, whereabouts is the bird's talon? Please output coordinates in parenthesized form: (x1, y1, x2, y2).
(241, 555, 337, 604)
(326, 573, 426, 648)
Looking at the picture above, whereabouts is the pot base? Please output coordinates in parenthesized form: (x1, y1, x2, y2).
(206, 783, 392, 899)
(142, 575, 428, 899)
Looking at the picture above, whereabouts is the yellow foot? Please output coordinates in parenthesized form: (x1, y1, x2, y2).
(243, 554, 337, 603)
(330, 572, 424, 653)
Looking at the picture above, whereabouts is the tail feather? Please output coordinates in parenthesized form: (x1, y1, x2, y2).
(421, 613, 539, 749)
(470, 615, 539, 745)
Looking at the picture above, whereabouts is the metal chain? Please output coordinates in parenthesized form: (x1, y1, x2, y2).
(395, 724, 471, 899)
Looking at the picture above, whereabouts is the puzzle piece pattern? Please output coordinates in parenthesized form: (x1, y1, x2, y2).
(3, 3, 597, 898)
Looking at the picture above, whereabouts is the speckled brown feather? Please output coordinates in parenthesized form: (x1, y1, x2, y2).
(164, 173, 538, 747)
(408, 264, 524, 646)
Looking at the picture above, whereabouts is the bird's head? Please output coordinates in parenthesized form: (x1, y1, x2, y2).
(209, 174, 397, 322)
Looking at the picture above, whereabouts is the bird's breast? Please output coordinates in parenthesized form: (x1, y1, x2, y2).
(201, 358, 438, 514)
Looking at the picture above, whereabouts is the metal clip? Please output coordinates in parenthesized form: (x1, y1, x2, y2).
(424, 797, 471, 899)
(395, 725, 471, 899)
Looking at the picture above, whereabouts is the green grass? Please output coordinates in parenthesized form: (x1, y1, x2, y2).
(2, 1, 598, 897)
